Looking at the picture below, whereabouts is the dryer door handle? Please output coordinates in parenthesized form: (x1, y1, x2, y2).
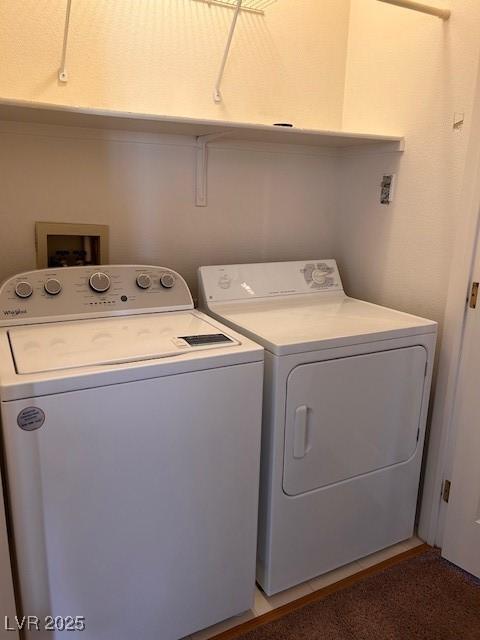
(293, 405, 309, 459)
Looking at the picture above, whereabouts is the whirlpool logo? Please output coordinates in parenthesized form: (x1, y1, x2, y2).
(3, 308, 27, 316)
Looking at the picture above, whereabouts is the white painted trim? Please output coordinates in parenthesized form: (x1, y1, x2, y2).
(418, 57, 480, 545)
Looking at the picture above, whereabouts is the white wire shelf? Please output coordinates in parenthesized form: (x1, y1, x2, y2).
(192, 0, 277, 102)
(192, 0, 277, 15)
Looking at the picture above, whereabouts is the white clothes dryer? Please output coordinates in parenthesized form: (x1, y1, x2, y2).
(198, 259, 437, 596)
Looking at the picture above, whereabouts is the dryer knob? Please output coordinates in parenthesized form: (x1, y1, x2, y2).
(15, 281, 33, 299)
(136, 274, 152, 290)
(44, 278, 62, 296)
(160, 273, 175, 289)
(311, 269, 327, 285)
(89, 272, 111, 293)
(218, 275, 232, 290)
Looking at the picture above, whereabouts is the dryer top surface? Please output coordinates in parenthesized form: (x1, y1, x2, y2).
(208, 295, 437, 355)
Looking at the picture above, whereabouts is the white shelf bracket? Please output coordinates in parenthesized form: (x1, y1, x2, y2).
(58, 0, 72, 82)
(377, 0, 451, 20)
(213, 0, 243, 103)
(195, 132, 229, 207)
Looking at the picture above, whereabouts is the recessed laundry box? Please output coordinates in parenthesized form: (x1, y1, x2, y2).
(198, 259, 437, 596)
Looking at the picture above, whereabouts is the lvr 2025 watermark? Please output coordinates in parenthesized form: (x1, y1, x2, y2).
(4, 616, 85, 632)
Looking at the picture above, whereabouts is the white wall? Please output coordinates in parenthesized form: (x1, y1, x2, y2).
(0, 0, 350, 129)
(2, 0, 479, 320)
(0, 0, 479, 319)
(0, 121, 338, 296)
(0, 0, 350, 297)
(337, 0, 480, 326)
(2, 0, 478, 320)
(336, 0, 480, 541)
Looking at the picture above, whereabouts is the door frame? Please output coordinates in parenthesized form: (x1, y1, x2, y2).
(418, 56, 480, 545)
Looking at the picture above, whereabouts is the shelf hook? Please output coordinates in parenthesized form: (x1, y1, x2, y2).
(214, 0, 243, 103)
(58, 0, 73, 82)
(377, 0, 451, 20)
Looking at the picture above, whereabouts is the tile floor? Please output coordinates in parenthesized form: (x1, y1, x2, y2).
(187, 536, 424, 639)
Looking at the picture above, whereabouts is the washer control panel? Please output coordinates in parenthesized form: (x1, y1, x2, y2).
(199, 260, 343, 303)
(0, 265, 193, 326)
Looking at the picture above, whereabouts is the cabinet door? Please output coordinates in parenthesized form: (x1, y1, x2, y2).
(283, 347, 426, 496)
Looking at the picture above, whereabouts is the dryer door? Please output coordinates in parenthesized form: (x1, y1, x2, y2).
(283, 346, 427, 496)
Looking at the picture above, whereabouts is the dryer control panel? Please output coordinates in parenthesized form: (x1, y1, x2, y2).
(199, 260, 343, 303)
(0, 265, 193, 326)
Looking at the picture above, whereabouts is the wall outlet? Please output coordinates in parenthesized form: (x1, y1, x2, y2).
(380, 174, 396, 205)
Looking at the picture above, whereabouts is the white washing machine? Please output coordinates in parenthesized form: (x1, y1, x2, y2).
(198, 259, 437, 596)
(0, 265, 264, 640)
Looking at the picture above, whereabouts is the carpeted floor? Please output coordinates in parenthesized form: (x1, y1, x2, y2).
(232, 549, 480, 640)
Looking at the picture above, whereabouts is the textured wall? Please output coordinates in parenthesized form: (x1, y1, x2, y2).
(0, 121, 338, 296)
(1, 0, 479, 319)
(337, 0, 480, 326)
(0, 0, 349, 296)
(0, 0, 350, 129)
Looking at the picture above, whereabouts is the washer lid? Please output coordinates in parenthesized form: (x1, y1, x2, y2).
(208, 295, 437, 355)
(8, 312, 238, 374)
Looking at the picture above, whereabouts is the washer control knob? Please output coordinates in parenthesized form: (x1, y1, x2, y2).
(44, 278, 62, 296)
(311, 269, 327, 285)
(160, 273, 175, 289)
(136, 273, 152, 290)
(15, 281, 33, 299)
(89, 272, 111, 293)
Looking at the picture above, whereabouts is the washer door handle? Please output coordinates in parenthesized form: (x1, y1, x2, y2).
(293, 405, 309, 459)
